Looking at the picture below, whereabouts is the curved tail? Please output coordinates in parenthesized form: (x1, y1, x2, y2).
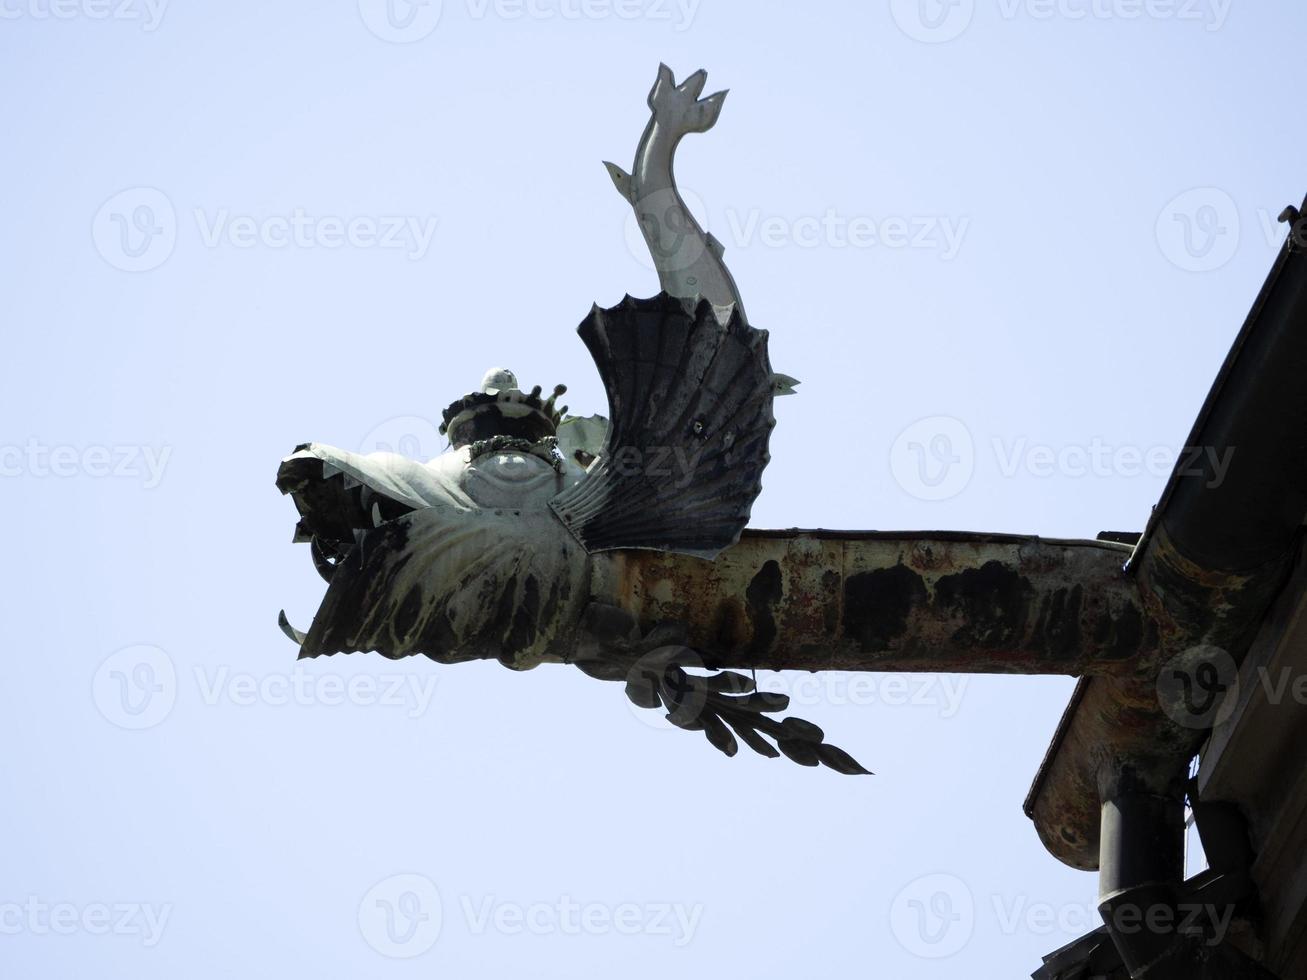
(604, 64, 747, 323)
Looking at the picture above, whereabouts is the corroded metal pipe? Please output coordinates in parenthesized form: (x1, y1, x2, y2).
(1027, 217, 1307, 872)
(591, 529, 1151, 675)
(1025, 528, 1291, 870)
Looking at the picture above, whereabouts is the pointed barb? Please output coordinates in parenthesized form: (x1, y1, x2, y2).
(771, 373, 800, 396)
(278, 610, 307, 646)
(310, 537, 336, 583)
(603, 160, 633, 202)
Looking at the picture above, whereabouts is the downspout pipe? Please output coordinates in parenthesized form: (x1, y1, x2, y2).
(1096, 775, 1186, 976)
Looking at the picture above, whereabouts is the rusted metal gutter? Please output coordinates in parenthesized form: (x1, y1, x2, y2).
(1026, 203, 1307, 871)
(593, 530, 1150, 674)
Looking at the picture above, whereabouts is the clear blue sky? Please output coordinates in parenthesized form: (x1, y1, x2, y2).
(3, 1, 1303, 976)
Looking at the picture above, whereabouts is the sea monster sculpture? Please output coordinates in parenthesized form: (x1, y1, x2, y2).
(276, 65, 867, 774)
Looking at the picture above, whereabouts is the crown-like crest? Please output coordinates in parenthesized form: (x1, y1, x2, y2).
(440, 368, 568, 449)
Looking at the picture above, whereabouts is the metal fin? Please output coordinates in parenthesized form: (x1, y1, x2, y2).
(603, 161, 633, 202)
(771, 373, 800, 396)
(550, 294, 776, 558)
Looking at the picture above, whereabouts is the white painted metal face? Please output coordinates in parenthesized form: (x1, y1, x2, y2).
(458, 449, 584, 511)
